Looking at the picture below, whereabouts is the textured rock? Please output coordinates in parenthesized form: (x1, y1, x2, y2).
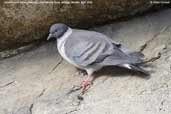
(0, 9, 171, 114)
(0, 0, 153, 51)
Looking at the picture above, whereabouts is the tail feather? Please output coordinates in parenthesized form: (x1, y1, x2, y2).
(121, 64, 149, 76)
(129, 52, 144, 58)
(129, 64, 149, 75)
(128, 51, 145, 64)
(117, 44, 144, 59)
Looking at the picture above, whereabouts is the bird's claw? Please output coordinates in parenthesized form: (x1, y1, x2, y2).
(80, 80, 92, 94)
(68, 76, 93, 96)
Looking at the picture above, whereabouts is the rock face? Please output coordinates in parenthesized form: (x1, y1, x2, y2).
(0, 0, 153, 51)
(0, 9, 171, 114)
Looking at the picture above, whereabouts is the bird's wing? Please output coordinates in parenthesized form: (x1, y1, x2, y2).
(65, 29, 140, 67)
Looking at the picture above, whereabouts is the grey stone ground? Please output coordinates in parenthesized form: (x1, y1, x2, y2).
(0, 9, 171, 114)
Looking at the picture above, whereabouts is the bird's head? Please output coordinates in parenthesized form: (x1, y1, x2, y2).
(47, 23, 69, 40)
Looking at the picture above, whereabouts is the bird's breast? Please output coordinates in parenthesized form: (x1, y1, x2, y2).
(57, 32, 83, 69)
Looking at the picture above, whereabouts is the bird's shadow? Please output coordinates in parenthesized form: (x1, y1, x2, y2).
(69, 65, 154, 99)
(92, 65, 154, 80)
(76, 64, 155, 83)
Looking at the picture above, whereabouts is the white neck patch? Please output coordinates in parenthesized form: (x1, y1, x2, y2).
(58, 28, 72, 41)
(57, 28, 79, 67)
(57, 28, 72, 49)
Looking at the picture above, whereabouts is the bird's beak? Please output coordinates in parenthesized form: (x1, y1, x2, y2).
(47, 34, 53, 40)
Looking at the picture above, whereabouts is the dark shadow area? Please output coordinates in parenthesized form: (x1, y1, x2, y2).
(0, 41, 43, 60)
(93, 66, 153, 80)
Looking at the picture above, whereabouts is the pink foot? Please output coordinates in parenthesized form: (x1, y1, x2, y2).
(80, 76, 92, 94)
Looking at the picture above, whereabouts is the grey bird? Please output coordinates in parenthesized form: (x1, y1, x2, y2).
(47, 23, 148, 93)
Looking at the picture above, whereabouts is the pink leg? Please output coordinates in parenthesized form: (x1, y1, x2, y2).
(80, 75, 93, 94)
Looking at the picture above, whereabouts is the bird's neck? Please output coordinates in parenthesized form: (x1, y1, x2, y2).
(57, 28, 72, 49)
(57, 28, 72, 41)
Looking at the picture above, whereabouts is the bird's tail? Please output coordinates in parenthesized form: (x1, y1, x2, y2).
(118, 44, 144, 59)
(128, 51, 145, 64)
(117, 44, 145, 64)
(130, 64, 149, 75)
(129, 52, 144, 59)
(121, 64, 149, 76)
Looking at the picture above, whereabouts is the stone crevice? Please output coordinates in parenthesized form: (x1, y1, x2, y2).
(29, 103, 34, 114)
(0, 81, 15, 88)
(140, 25, 171, 52)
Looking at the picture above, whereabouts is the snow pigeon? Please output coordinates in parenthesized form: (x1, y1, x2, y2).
(47, 23, 148, 93)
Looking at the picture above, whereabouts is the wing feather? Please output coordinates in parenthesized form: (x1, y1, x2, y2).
(64, 29, 140, 67)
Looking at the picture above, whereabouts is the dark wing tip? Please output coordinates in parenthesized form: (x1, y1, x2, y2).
(130, 64, 150, 76)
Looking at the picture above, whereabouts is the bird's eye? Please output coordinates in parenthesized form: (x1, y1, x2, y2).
(55, 30, 58, 32)
(51, 30, 57, 34)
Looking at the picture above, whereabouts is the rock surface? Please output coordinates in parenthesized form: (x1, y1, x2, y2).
(0, 0, 153, 51)
(0, 9, 171, 114)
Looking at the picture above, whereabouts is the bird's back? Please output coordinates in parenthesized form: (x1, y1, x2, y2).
(64, 29, 143, 67)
